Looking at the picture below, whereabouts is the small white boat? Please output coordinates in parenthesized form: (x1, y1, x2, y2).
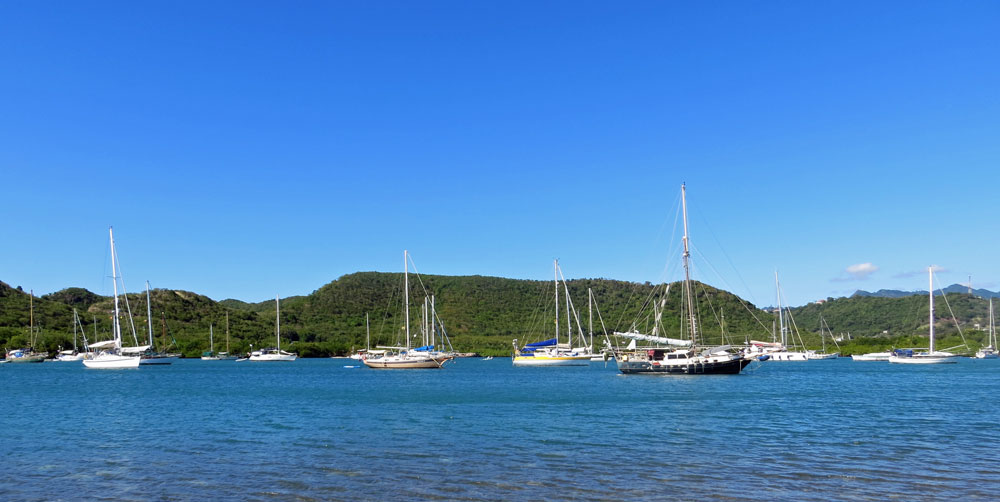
(250, 296, 297, 362)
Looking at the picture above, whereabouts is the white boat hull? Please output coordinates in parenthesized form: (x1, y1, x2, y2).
(768, 351, 810, 361)
(249, 353, 297, 362)
(806, 352, 839, 360)
(362, 355, 441, 369)
(83, 353, 141, 369)
(852, 352, 892, 361)
(889, 353, 958, 364)
(512, 355, 591, 366)
(55, 353, 86, 361)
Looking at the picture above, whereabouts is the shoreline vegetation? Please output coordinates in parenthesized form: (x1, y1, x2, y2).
(0, 273, 992, 358)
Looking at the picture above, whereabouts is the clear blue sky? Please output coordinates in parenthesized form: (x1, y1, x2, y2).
(2, 1, 998, 307)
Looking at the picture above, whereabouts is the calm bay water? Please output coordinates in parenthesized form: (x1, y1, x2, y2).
(3, 357, 998, 501)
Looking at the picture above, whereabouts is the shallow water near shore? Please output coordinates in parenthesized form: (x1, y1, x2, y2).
(3, 357, 998, 501)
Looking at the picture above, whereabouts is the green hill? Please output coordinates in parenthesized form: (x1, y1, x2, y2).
(3, 274, 992, 358)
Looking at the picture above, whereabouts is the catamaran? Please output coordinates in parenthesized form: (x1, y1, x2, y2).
(512, 260, 593, 366)
(249, 296, 297, 361)
(889, 267, 958, 365)
(613, 184, 750, 375)
(83, 227, 141, 369)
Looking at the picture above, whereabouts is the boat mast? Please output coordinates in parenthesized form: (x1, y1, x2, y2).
(928, 266, 935, 353)
(209, 323, 214, 352)
(431, 295, 436, 349)
(110, 227, 122, 350)
(564, 267, 572, 349)
(29, 289, 34, 347)
(366, 312, 370, 351)
(276, 295, 281, 351)
(146, 281, 154, 347)
(554, 259, 559, 345)
(990, 299, 996, 347)
(405, 250, 410, 350)
(72, 308, 78, 351)
(588, 288, 593, 351)
(775, 271, 786, 347)
(225, 311, 230, 353)
(680, 184, 697, 346)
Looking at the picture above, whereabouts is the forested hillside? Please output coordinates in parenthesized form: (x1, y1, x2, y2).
(3, 274, 994, 357)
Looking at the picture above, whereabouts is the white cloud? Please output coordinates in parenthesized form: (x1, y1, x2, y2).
(845, 262, 878, 280)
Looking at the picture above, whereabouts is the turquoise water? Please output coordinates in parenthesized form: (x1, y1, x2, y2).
(3, 358, 998, 501)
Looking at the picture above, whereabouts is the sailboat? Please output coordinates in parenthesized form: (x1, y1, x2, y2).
(129, 281, 178, 365)
(6, 290, 47, 363)
(362, 250, 447, 369)
(249, 296, 297, 361)
(613, 184, 751, 375)
(55, 309, 87, 361)
(512, 260, 593, 366)
(763, 273, 810, 362)
(806, 316, 840, 359)
(975, 298, 998, 359)
(201, 324, 220, 360)
(889, 267, 958, 365)
(83, 227, 141, 369)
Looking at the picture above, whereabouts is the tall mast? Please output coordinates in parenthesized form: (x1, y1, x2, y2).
(775, 271, 786, 347)
(680, 184, 697, 345)
(405, 250, 410, 350)
(588, 288, 593, 351)
(928, 266, 935, 353)
(366, 312, 370, 351)
(29, 290, 34, 347)
(431, 295, 436, 349)
(72, 309, 78, 351)
(209, 323, 214, 352)
(276, 295, 281, 351)
(554, 259, 560, 344)
(564, 268, 572, 349)
(145, 281, 154, 346)
(990, 299, 996, 347)
(423, 296, 429, 347)
(225, 311, 230, 353)
(110, 227, 122, 349)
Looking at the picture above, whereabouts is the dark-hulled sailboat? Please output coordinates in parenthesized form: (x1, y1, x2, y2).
(614, 184, 750, 375)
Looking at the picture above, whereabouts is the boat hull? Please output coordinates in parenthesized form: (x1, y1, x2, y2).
(618, 356, 750, 375)
(768, 351, 810, 361)
(512, 355, 591, 366)
(362, 357, 441, 369)
(888, 354, 958, 364)
(249, 353, 297, 362)
(83, 353, 141, 369)
(851, 352, 892, 361)
(139, 355, 178, 365)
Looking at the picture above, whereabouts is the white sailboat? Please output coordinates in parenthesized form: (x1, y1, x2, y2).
(129, 281, 178, 365)
(512, 260, 593, 367)
(249, 296, 297, 361)
(975, 298, 998, 359)
(363, 250, 446, 369)
(851, 351, 893, 361)
(613, 184, 750, 375)
(765, 272, 810, 362)
(806, 316, 840, 360)
(55, 309, 87, 361)
(83, 227, 141, 369)
(889, 267, 958, 365)
(201, 324, 220, 360)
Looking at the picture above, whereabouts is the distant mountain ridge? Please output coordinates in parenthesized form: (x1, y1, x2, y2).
(852, 284, 1000, 299)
